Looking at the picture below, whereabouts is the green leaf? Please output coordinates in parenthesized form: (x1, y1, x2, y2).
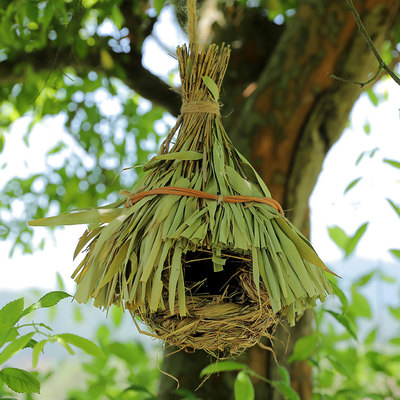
(111, 5, 125, 28)
(367, 88, 379, 106)
(153, 0, 166, 14)
(369, 147, 379, 158)
(387, 199, 400, 218)
(349, 289, 371, 319)
(383, 158, 400, 169)
(0, 299, 24, 327)
(100, 49, 114, 70)
(364, 328, 376, 346)
(111, 306, 123, 327)
(277, 366, 290, 384)
(234, 371, 254, 400)
(36, 291, 71, 308)
(326, 355, 350, 376)
(345, 223, 368, 257)
(272, 368, 300, 400)
(27, 21, 39, 30)
(389, 337, 400, 346)
(330, 282, 349, 311)
(56, 272, 65, 291)
(175, 388, 199, 400)
(363, 121, 371, 135)
(28, 208, 123, 226)
(23, 339, 38, 349)
(389, 249, 400, 260)
(288, 335, 317, 363)
(32, 340, 47, 368)
(46, 142, 67, 155)
(0, 327, 19, 348)
(20, 291, 71, 318)
(0, 333, 35, 365)
(326, 310, 357, 340)
(381, 274, 396, 283)
(389, 306, 400, 320)
(344, 177, 362, 194)
(55, 334, 104, 358)
(275, 381, 300, 400)
(202, 76, 220, 101)
(327, 226, 348, 251)
(355, 152, 364, 166)
(0, 132, 4, 152)
(0, 368, 40, 393)
(200, 361, 247, 377)
(123, 384, 157, 399)
(328, 223, 368, 258)
(353, 270, 375, 287)
(55, 336, 74, 355)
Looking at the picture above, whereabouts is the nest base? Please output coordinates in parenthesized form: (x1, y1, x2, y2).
(128, 269, 279, 356)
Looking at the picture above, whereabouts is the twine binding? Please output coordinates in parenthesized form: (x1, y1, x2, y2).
(181, 100, 220, 116)
(124, 186, 284, 215)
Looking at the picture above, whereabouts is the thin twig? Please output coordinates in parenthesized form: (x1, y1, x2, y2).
(328, 67, 382, 88)
(330, 0, 400, 87)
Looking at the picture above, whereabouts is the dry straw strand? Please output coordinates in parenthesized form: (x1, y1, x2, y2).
(187, 0, 198, 46)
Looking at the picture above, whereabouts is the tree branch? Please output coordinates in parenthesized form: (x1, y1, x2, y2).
(116, 50, 181, 117)
(330, 0, 400, 87)
(0, 46, 181, 117)
(328, 67, 382, 88)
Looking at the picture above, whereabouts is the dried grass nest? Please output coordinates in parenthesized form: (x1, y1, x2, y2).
(29, 43, 334, 356)
(131, 251, 279, 354)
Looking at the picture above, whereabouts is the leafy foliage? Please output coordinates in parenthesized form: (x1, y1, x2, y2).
(0, 0, 169, 254)
(65, 323, 159, 400)
(311, 270, 400, 399)
(0, 291, 103, 396)
(200, 361, 299, 400)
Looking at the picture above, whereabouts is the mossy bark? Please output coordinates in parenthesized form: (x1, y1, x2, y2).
(158, 1, 400, 399)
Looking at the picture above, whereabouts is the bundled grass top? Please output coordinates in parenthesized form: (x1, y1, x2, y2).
(29, 43, 334, 354)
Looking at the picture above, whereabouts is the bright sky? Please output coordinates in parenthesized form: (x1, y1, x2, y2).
(310, 79, 400, 262)
(0, 6, 399, 293)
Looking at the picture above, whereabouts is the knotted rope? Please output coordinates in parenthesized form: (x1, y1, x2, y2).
(183, 0, 221, 117)
(181, 100, 220, 116)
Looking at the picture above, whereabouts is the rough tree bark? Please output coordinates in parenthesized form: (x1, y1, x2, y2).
(158, 1, 400, 399)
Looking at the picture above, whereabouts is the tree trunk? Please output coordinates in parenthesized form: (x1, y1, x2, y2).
(158, 1, 400, 399)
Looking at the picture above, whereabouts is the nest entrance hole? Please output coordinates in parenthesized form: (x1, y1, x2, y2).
(183, 249, 250, 298)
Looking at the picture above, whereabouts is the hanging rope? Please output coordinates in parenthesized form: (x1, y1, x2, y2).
(187, 0, 198, 46)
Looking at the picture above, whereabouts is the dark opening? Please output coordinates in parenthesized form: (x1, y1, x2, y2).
(183, 250, 248, 298)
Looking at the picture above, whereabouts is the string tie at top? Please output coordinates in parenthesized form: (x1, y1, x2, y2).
(181, 100, 220, 116)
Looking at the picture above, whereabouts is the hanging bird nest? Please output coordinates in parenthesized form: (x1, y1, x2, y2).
(29, 42, 334, 355)
(134, 253, 278, 354)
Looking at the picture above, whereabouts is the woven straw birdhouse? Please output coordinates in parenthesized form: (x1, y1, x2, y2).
(29, 42, 334, 355)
